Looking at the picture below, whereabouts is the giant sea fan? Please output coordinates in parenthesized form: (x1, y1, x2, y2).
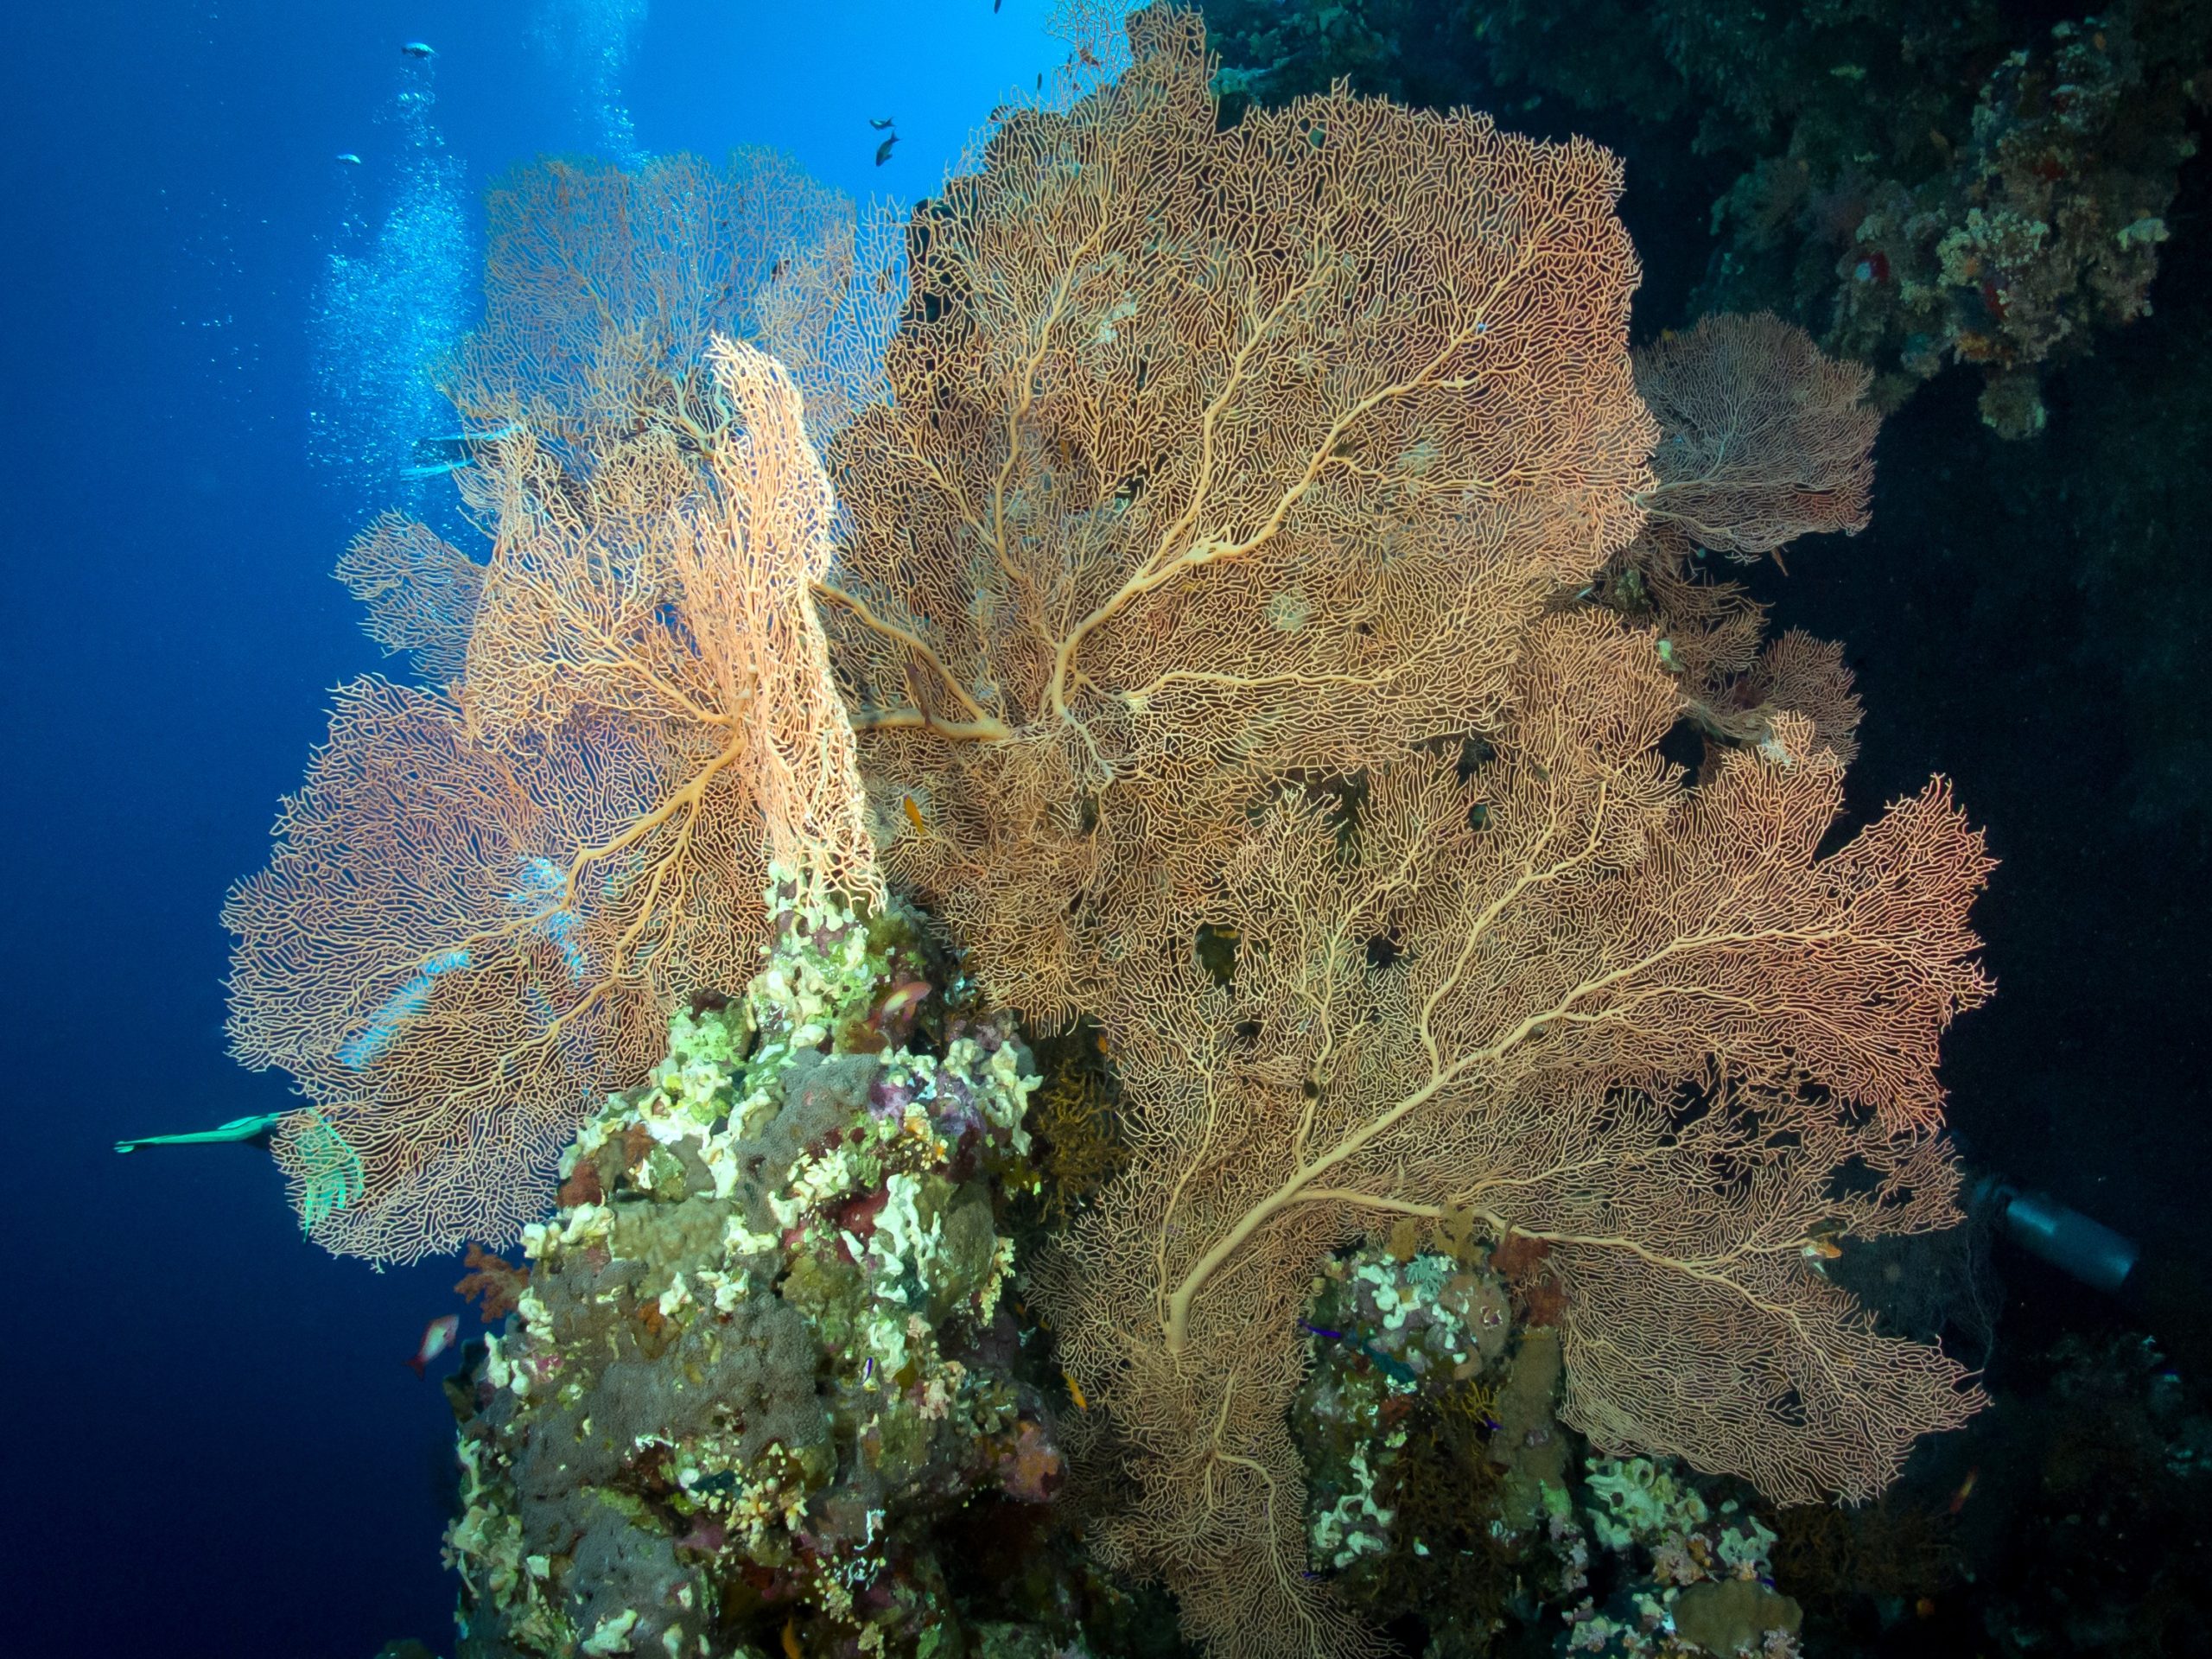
(819, 10, 1989, 1655)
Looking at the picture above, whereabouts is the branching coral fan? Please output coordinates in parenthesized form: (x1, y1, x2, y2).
(446, 149, 904, 460)
(820, 7, 1655, 1027)
(226, 333, 879, 1261)
(1612, 311, 1877, 766)
(227, 149, 901, 1262)
(817, 12, 1990, 1655)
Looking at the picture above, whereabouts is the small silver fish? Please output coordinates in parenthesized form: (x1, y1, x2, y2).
(400, 41, 435, 59)
(334, 152, 362, 166)
(416, 423, 522, 454)
(868, 116, 895, 130)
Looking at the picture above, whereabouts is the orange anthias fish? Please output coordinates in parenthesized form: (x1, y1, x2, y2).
(407, 1313, 461, 1376)
(878, 977, 932, 1024)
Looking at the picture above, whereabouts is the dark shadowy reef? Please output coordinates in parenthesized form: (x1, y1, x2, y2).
(398, 1082, 2212, 1659)
(1199, 0, 2212, 836)
(1183, 3, 2212, 1656)
(1201, 0, 2210, 440)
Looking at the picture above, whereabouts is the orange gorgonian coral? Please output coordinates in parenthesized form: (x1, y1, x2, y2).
(1635, 309, 1879, 563)
(1040, 625, 1986, 1656)
(226, 340, 877, 1263)
(818, 14, 1988, 1654)
(820, 7, 1656, 1028)
(225, 16, 1986, 1650)
(1606, 312, 1880, 767)
(447, 149, 903, 456)
(229, 148, 899, 1262)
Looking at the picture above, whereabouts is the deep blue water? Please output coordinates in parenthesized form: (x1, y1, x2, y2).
(1, 5, 1087, 1652)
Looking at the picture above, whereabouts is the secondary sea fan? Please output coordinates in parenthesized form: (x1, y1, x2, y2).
(229, 147, 901, 1262)
(225, 340, 878, 1262)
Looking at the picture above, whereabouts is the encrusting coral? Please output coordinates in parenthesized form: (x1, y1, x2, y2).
(1562, 1456, 1803, 1659)
(1291, 1238, 1516, 1579)
(443, 880, 1060, 1657)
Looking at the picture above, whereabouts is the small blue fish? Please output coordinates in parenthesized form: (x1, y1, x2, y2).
(1358, 1341, 1418, 1388)
(405, 425, 521, 480)
(1302, 1319, 1417, 1388)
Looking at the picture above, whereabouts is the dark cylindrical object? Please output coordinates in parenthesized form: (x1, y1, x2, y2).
(1987, 1183, 2139, 1294)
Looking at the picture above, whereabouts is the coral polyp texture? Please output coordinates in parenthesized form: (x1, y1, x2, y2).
(443, 887, 1058, 1658)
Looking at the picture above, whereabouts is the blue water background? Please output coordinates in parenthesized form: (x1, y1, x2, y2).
(1, 4, 1092, 1652)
